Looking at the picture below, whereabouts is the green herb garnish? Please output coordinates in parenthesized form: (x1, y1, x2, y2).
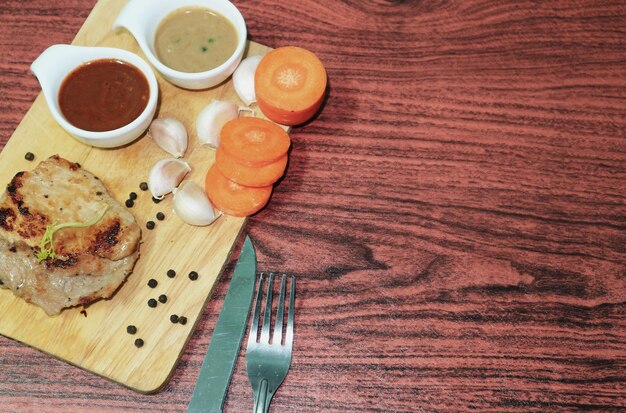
(35, 204, 109, 262)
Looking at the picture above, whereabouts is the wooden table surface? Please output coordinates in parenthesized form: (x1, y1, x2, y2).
(1, 1, 624, 412)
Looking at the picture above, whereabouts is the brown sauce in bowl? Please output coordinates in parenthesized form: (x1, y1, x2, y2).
(58, 59, 149, 132)
(154, 7, 238, 73)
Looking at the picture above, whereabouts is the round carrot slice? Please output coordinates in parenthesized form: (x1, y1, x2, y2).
(255, 46, 327, 126)
(220, 117, 290, 167)
(215, 147, 287, 188)
(205, 164, 272, 217)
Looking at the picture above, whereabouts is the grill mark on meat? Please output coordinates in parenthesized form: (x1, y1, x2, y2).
(7, 172, 24, 204)
(7, 171, 24, 193)
(79, 294, 101, 305)
(91, 220, 121, 255)
(17, 201, 30, 216)
(3, 169, 50, 240)
(0, 208, 16, 231)
(45, 254, 79, 269)
(15, 211, 48, 239)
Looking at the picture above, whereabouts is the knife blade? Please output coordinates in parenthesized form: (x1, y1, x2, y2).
(187, 235, 257, 413)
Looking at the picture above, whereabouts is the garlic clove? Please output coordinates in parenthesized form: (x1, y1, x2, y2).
(148, 117, 188, 158)
(172, 181, 220, 226)
(196, 100, 239, 148)
(233, 55, 263, 106)
(148, 158, 191, 199)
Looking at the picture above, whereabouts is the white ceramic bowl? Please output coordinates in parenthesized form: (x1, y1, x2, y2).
(113, 0, 247, 90)
(30, 44, 159, 148)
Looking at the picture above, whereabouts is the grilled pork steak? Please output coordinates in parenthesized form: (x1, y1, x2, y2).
(0, 155, 141, 315)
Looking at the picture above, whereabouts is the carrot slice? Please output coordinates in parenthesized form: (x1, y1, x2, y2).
(220, 117, 290, 167)
(215, 147, 287, 188)
(205, 164, 272, 217)
(255, 46, 327, 126)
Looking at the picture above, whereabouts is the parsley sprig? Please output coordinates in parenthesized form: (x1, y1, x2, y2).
(35, 205, 109, 262)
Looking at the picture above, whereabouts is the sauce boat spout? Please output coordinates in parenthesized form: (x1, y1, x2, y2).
(31, 44, 79, 99)
(112, 0, 152, 49)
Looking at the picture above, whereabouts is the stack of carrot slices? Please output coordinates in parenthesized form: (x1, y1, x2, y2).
(205, 117, 290, 217)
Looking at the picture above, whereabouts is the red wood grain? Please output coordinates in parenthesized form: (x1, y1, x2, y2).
(1, 1, 625, 412)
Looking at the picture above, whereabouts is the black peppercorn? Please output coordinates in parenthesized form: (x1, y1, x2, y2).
(127, 325, 137, 335)
(125, 199, 134, 208)
(170, 314, 179, 323)
(167, 269, 176, 278)
(178, 316, 188, 325)
(158, 294, 167, 304)
(129, 192, 137, 200)
(139, 182, 148, 191)
(146, 221, 155, 230)
(188, 271, 199, 281)
(148, 298, 157, 308)
(152, 196, 162, 204)
(156, 212, 165, 221)
(147, 279, 158, 288)
(134, 338, 144, 348)
(24, 152, 35, 161)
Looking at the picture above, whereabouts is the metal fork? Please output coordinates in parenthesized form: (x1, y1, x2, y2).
(246, 273, 295, 413)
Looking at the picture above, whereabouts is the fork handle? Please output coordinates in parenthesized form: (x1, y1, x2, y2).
(254, 379, 269, 413)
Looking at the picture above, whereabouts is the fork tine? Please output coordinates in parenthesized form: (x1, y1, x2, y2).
(260, 273, 274, 343)
(285, 275, 295, 347)
(247, 272, 265, 348)
(246, 274, 296, 413)
(272, 274, 287, 345)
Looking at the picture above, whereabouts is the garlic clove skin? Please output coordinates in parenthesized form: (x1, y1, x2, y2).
(196, 100, 239, 148)
(233, 55, 263, 106)
(148, 117, 188, 158)
(172, 181, 220, 226)
(148, 158, 191, 199)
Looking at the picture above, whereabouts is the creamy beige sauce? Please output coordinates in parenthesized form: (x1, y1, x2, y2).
(155, 7, 238, 73)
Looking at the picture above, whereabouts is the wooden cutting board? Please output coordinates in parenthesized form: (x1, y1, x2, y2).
(0, 0, 281, 393)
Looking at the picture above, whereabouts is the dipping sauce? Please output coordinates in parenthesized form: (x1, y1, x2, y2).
(58, 59, 149, 132)
(155, 7, 238, 73)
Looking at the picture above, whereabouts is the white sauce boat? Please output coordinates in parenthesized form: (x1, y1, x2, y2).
(113, 0, 247, 90)
(30, 44, 159, 148)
